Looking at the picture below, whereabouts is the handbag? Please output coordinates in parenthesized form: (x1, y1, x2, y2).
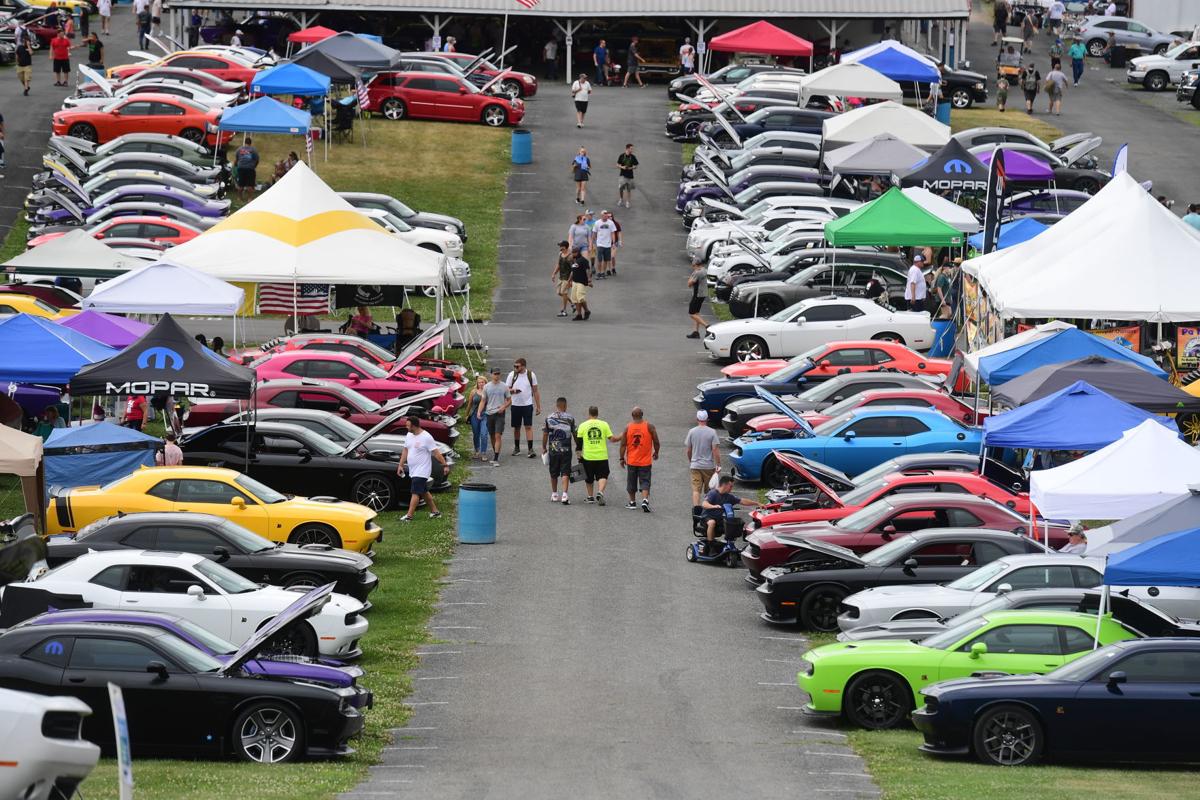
(568, 462, 586, 484)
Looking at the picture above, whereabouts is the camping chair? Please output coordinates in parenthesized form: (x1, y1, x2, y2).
(333, 102, 355, 144)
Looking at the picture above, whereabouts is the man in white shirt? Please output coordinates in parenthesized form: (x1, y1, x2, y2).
(398, 415, 446, 522)
(591, 210, 618, 279)
(506, 357, 541, 458)
(679, 37, 696, 74)
(1104, 1, 1116, 15)
(542, 37, 557, 80)
(904, 254, 927, 311)
(1047, 0, 1065, 34)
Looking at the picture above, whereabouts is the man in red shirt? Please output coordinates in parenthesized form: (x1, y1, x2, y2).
(123, 395, 147, 431)
(50, 30, 71, 87)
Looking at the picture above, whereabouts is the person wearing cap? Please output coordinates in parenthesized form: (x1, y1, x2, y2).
(592, 210, 618, 280)
(685, 409, 721, 506)
(479, 368, 512, 466)
(552, 240, 575, 317)
(1059, 525, 1088, 554)
(230, 28, 243, 47)
(905, 253, 928, 312)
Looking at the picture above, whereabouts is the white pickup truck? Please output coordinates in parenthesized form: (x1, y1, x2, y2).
(1128, 40, 1200, 90)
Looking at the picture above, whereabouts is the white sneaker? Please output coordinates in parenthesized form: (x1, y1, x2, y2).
(551, 493, 559, 502)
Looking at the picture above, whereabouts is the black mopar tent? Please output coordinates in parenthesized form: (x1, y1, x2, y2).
(991, 355, 1200, 414)
(69, 314, 255, 400)
(897, 138, 988, 193)
(302, 32, 401, 71)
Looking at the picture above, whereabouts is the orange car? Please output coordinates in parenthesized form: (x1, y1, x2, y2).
(108, 52, 259, 86)
(52, 94, 229, 146)
(27, 216, 202, 248)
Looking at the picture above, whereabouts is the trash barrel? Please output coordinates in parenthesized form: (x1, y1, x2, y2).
(930, 320, 957, 358)
(458, 483, 497, 544)
(1109, 45, 1128, 69)
(935, 101, 952, 126)
(511, 128, 532, 165)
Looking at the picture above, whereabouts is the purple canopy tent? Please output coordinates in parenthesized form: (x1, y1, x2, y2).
(58, 310, 152, 349)
(979, 149, 1056, 182)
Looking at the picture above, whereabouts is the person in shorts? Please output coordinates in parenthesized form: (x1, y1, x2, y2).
(552, 240, 574, 317)
(542, 397, 577, 505)
(479, 368, 511, 465)
(567, 247, 591, 321)
(15, 41, 31, 96)
(619, 406, 659, 512)
(572, 146, 591, 205)
(623, 37, 645, 87)
(684, 410, 721, 506)
(687, 260, 708, 339)
(234, 137, 260, 201)
(570, 73, 591, 128)
(616, 143, 638, 208)
(50, 29, 71, 86)
(397, 415, 446, 522)
(591, 210, 617, 280)
(576, 406, 618, 504)
(505, 357, 540, 458)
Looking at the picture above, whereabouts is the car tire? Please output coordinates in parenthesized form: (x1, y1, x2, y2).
(233, 702, 304, 764)
(1144, 70, 1170, 91)
(382, 98, 407, 120)
(844, 670, 912, 730)
(281, 572, 325, 591)
(950, 88, 973, 109)
(731, 335, 769, 362)
(29, 37, 41, 51)
(683, 120, 702, 139)
(1086, 38, 1107, 57)
(800, 586, 847, 632)
(972, 704, 1045, 766)
(871, 331, 906, 345)
(289, 523, 342, 548)
(762, 454, 792, 490)
(1072, 176, 1101, 194)
(351, 473, 396, 511)
(67, 122, 98, 143)
(481, 105, 507, 127)
(179, 127, 204, 143)
(755, 295, 784, 317)
(500, 79, 522, 99)
(264, 619, 319, 659)
(1154, 43, 1169, 56)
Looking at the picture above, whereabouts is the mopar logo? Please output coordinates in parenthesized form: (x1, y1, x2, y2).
(136, 346, 184, 371)
(921, 178, 988, 191)
(105, 380, 216, 397)
(944, 159, 974, 174)
(44, 640, 64, 656)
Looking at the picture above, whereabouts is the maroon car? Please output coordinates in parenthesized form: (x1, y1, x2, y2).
(740, 492, 1068, 583)
(184, 379, 459, 444)
(0, 283, 82, 309)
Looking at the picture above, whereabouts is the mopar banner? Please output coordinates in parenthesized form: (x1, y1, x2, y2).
(897, 138, 988, 193)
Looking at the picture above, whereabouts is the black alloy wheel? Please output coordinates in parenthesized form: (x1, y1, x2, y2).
(800, 586, 847, 632)
(844, 671, 911, 729)
(352, 474, 395, 511)
(264, 620, 318, 658)
(972, 705, 1045, 766)
(289, 523, 342, 548)
(179, 127, 204, 143)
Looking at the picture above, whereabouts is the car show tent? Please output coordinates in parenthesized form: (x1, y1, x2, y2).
(824, 186, 963, 246)
(218, 96, 312, 134)
(798, 62, 902, 103)
(44, 421, 161, 490)
(962, 321, 1075, 379)
(0, 229, 145, 281)
(0, 314, 118, 384)
(963, 173, 1200, 322)
(1029, 419, 1200, 520)
(1105, 525, 1200, 588)
(0, 425, 44, 526)
(287, 25, 339, 44)
(708, 20, 813, 56)
(59, 310, 152, 349)
(302, 31, 402, 70)
(901, 187, 981, 234)
(966, 217, 1047, 251)
(252, 62, 332, 97)
(976, 327, 1167, 386)
(992, 355, 1200, 413)
(288, 48, 364, 84)
(982, 380, 1177, 450)
(978, 149, 1055, 182)
(1087, 488, 1200, 555)
(841, 39, 939, 83)
(898, 138, 989, 192)
(82, 260, 246, 316)
(823, 133, 926, 175)
(822, 100, 950, 149)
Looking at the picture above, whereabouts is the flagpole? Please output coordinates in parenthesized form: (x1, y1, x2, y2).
(500, 14, 508, 70)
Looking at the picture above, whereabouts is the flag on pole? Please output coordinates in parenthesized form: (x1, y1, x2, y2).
(305, 131, 314, 161)
(981, 147, 1008, 255)
(356, 79, 369, 110)
(258, 283, 330, 315)
(1112, 143, 1129, 176)
(515, 0, 540, 7)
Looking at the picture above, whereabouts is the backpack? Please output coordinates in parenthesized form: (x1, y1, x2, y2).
(136, 9, 150, 24)
(1022, 71, 1039, 92)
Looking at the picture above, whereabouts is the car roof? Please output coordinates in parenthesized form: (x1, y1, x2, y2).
(260, 350, 361, 362)
(65, 548, 204, 567)
(28, 608, 187, 626)
(82, 510, 226, 528)
(6, 620, 173, 638)
(978, 609, 1102, 626)
(251, 407, 340, 421)
(260, 378, 346, 391)
(388, 70, 468, 81)
(993, 552, 1099, 567)
(905, 527, 1024, 542)
(870, 491, 1002, 508)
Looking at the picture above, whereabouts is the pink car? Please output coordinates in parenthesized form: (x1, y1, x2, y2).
(249, 350, 462, 410)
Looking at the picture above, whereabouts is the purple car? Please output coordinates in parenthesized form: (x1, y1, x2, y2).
(20, 604, 373, 709)
(29, 184, 230, 226)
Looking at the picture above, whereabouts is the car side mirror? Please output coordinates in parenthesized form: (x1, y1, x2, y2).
(212, 545, 230, 562)
(348, 372, 360, 382)
(969, 641, 988, 659)
(1107, 670, 1127, 687)
(995, 582, 1013, 595)
(843, 430, 856, 441)
(186, 584, 206, 600)
(298, 447, 312, 462)
(146, 660, 169, 680)
(902, 557, 919, 571)
(818, 360, 831, 368)
(882, 524, 897, 537)
(459, 86, 468, 94)
(230, 496, 246, 509)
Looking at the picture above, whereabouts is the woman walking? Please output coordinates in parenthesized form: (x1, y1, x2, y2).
(570, 73, 591, 128)
(1045, 61, 1067, 115)
(1020, 64, 1041, 114)
(686, 261, 708, 339)
(572, 147, 591, 205)
(465, 375, 491, 460)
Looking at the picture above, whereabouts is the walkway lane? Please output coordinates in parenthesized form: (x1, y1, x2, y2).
(344, 83, 878, 800)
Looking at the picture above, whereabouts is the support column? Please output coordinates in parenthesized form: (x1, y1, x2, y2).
(420, 13, 452, 49)
(554, 19, 582, 84)
(686, 18, 715, 74)
(960, 19, 968, 67)
(937, 20, 945, 61)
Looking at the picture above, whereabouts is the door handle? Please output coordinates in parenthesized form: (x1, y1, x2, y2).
(123, 600, 138, 604)
(68, 676, 85, 683)
(1188, 691, 1200, 697)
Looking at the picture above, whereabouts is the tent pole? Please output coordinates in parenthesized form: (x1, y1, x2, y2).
(1093, 581, 1109, 649)
(500, 14, 508, 70)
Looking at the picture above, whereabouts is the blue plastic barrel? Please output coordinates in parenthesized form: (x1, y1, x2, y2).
(511, 129, 532, 165)
(930, 320, 957, 357)
(458, 483, 497, 544)
(935, 101, 952, 126)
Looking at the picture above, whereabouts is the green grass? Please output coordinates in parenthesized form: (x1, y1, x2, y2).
(950, 107, 1063, 141)
(848, 729, 1200, 800)
(0, 216, 29, 267)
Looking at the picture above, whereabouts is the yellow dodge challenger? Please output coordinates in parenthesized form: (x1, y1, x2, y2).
(46, 466, 383, 554)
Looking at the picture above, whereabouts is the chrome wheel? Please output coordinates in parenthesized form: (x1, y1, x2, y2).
(353, 474, 394, 511)
(290, 524, 341, 548)
(500, 79, 521, 99)
(732, 336, 767, 362)
(482, 105, 506, 127)
(975, 707, 1042, 766)
(382, 98, 406, 120)
(179, 127, 204, 143)
(237, 706, 299, 763)
(845, 672, 909, 729)
(950, 88, 972, 109)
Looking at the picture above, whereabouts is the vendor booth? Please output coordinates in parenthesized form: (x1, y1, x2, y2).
(822, 101, 951, 150)
(44, 421, 161, 490)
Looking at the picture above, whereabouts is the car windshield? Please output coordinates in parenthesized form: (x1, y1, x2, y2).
(217, 520, 275, 553)
(350, 337, 399, 363)
(292, 429, 344, 457)
(376, 210, 414, 233)
(918, 616, 989, 650)
(838, 477, 891, 508)
(763, 345, 825, 380)
(835, 498, 895, 531)
(194, 559, 260, 594)
(861, 534, 923, 567)
(783, 265, 826, 286)
(947, 560, 1010, 591)
(74, 517, 115, 539)
(1163, 42, 1196, 59)
(812, 411, 857, 437)
(348, 355, 388, 379)
(234, 473, 288, 504)
(287, 412, 361, 443)
(813, 394, 870, 421)
(767, 300, 813, 323)
(153, 630, 224, 672)
(173, 616, 238, 655)
(1046, 645, 1122, 681)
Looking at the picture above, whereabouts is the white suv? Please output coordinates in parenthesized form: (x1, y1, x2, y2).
(1128, 41, 1200, 90)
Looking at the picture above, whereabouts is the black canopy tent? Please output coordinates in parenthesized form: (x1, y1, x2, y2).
(289, 49, 364, 85)
(897, 138, 989, 193)
(990, 355, 1200, 414)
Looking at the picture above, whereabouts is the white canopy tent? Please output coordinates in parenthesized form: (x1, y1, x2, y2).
(962, 321, 1076, 379)
(1030, 419, 1200, 520)
(821, 100, 950, 150)
(901, 187, 981, 233)
(798, 62, 902, 103)
(1, 229, 146, 280)
(82, 260, 245, 316)
(963, 173, 1200, 322)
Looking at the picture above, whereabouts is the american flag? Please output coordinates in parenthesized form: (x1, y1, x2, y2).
(515, 0, 540, 8)
(305, 131, 314, 160)
(258, 283, 330, 315)
(356, 79, 369, 109)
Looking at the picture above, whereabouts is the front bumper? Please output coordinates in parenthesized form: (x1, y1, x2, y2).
(796, 674, 842, 715)
(1127, 69, 1147, 83)
(911, 706, 971, 755)
(353, 570, 379, 600)
(308, 706, 365, 757)
(1177, 82, 1198, 102)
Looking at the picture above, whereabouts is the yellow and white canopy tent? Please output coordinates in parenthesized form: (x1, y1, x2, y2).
(167, 161, 446, 322)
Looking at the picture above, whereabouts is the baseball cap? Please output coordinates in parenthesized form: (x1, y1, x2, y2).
(491, 367, 501, 374)
(696, 410, 709, 421)
(913, 254, 926, 263)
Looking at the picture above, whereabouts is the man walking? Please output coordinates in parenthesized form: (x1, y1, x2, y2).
(542, 397, 577, 505)
(571, 74, 592, 129)
(591, 210, 618, 280)
(542, 36, 557, 80)
(616, 143, 638, 208)
(567, 246, 591, 321)
(234, 137, 259, 202)
(552, 239, 574, 317)
(479, 368, 511, 465)
(506, 357, 540, 458)
(576, 406, 618, 505)
(15, 40, 31, 95)
(687, 260, 708, 338)
(685, 410, 721, 506)
(623, 37, 645, 87)
(50, 28, 71, 86)
(397, 415, 446, 521)
(593, 39, 608, 85)
(905, 254, 927, 312)
(619, 407, 659, 512)
(992, 0, 1009, 45)
(1068, 37, 1087, 86)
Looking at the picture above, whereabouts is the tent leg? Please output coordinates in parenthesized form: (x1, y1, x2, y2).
(1093, 583, 1109, 649)
(500, 14, 508, 69)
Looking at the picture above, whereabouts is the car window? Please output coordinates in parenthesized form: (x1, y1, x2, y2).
(937, 482, 972, 494)
(898, 417, 931, 436)
(1127, 22, 1147, 33)
(117, 101, 154, 116)
(151, 102, 184, 116)
(1071, 565, 1103, 588)
(864, 397, 928, 409)
(844, 416, 906, 437)
(907, 540, 977, 566)
(155, 526, 222, 554)
(307, 359, 357, 379)
(104, 223, 143, 238)
(1179, 46, 1200, 60)
(90, 565, 127, 590)
(144, 224, 180, 238)
(306, 342, 362, 356)
(69, 637, 168, 670)
(295, 391, 345, 412)
(267, 390, 299, 408)
(405, 77, 437, 90)
(868, 348, 895, 365)
(430, 78, 463, 93)
(281, 361, 308, 377)
(1061, 626, 1100, 655)
(961, 624, 1063, 655)
(973, 541, 1010, 564)
(1109, 650, 1200, 682)
(261, 434, 307, 454)
(126, 565, 210, 594)
(822, 348, 874, 367)
(988, 565, 1076, 591)
(146, 479, 178, 501)
(24, 636, 74, 667)
(943, 507, 984, 527)
(176, 479, 249, 505)
(120, 527, 157, 549)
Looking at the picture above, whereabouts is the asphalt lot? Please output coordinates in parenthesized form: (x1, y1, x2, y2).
(341, 85, 878, 799)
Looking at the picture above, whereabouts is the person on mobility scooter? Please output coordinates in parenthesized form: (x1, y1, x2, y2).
(687, 475, 760, 567)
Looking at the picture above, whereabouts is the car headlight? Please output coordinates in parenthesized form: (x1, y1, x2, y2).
(444, 225, 457, 233)
(668, 112, 682, 122)
(973, 82, 984, 90)
(705, 331, 716, 340)
(521, 75, 534, 83)
(693, 394, 705, 404)
(798, 659, 814, 677)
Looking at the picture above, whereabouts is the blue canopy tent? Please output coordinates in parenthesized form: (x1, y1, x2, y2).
(977, 327, 1168, 386)
(967, 218, 1048, 252)
(43, 421, 160, 490)
(842, 40, 940, 83)
(0, 314, 118, 384)
(1105, 526, 1200, 587)
(218, 95, 314, 166)
(251, 62, 331, 97)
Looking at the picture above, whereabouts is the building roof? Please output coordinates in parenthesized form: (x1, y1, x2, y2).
(171, 0, 969, 18)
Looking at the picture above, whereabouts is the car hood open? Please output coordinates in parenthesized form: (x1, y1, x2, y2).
(753, 385, 817, 433)
(219, 583, 334, 675)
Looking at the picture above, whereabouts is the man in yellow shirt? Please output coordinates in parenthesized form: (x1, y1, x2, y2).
(575, 405, 620, 505)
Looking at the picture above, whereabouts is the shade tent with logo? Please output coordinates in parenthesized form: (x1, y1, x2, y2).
(967, 217, 1048, 251)
(901, 187, 981, 234)
(709, 20, 813, 57)
(70, 314, 255, 400)
(302, 31, 402, 70)
(43, 421, 161, 490)
(976, 327, 1167, 386)
(0, 314, 119, 384)
(59, 310, 152, 349)
(823, 134, 926, 176)
(0, 229, 145, 281)
(251, 63, 332, 97)
(978, 149, 1055, 182)
(82, 260, 245, 316)
(798, 62, 902, 103)
(288, 25, 338, 45)
(1087, 488, 1200, 555)
(841, 40, 940, 84)
(1030, 420, 1200, 521)
(288, 48, 363, 85)
(982, 381, 1177, 451)
(822, 101, 950, 150)
(992, 355, 1198, 412)
(824, 187, 963, 247)
(898, 138, 989, 193)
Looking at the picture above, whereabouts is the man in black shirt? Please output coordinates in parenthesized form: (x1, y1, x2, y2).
(567, 248, 592, 321)
(15, 41, 31, 95)
(616, 143, 638, 208)
(551, 240, 573, 317)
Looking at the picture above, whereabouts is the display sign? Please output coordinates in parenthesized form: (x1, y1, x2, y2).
(108, 682, 134, 800)
(1087, 325, 1141, 353)
(1178, 326, 1200, 368)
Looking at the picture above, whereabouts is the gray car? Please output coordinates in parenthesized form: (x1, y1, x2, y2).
(1077, 15, 1174, 57)
(339, 191, 467, 243)
(726, 255, 908, 318)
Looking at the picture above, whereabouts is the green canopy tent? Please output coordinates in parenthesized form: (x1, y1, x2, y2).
(824, 186, 964, 247)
